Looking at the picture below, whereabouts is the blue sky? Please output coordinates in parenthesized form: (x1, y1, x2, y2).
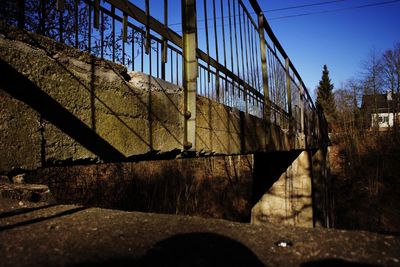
(135, 0, 399, 97)
(257, 0, 400, 95)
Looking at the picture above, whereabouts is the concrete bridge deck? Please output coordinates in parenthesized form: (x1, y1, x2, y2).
(1, 197, 399, 267)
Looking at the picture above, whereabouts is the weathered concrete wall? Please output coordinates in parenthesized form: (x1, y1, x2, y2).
(251, 151, 314, 228)
(0, 24, 303, 174)
(25, 155, 254, 222)
(0, 25, 184, 173)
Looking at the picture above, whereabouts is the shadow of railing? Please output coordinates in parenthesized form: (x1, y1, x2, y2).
(0, 206, 87, 232)
(0, 58, 126, 162)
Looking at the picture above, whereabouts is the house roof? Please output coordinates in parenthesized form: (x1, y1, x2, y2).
(361, 93, 398, 112)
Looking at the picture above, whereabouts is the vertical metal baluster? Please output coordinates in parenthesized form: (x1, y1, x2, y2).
(57, 0, 65, 12)
(244, 13, 253, 108)
(161, 0, 168, 80)
(254, 25, 261, 93)
(122, 13, 128, 42)
(238, 3, 247, 112)
(111, 6, 115, 62)
(88, 2, 91, 53)
(101, 11, 104, 59)
(199, 66, 202, 95)
(257, 12, 270, 121)
(93, 0, 99, 29)
(267, 49, 274, 120)
(145, 0, 150, 54)
(212, 0, 220, 101)
(170, 49, 173, 82)
(122, 30, 125, 65)
(141, 32, 144, 72)
(203, 0, 210, 83)
(220, 0, 227, 104)
(274, 55, 279, 114)
(233, 0, 240, 98)
(203, 67, 206, 96)
(248, 18, 256, 90)
(40, 0, 46, 35)
(59, 5, 63, 43)
(240, 2, 250, 86)
(227, 0, 234, 98)
(156, 42, 159, 78)
(149, 35, 152, 76)
(122, 14, 128, 65)
(132, 29, 135, 71)
(75, 0, 78, 48)
(176, 51, 178, 85)
(17, 0, 25, 29)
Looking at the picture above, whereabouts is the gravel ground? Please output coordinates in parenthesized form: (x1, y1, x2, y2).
(0, 198, 399, 267)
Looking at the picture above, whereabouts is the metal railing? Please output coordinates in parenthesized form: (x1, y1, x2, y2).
(1, 0, 328, 150)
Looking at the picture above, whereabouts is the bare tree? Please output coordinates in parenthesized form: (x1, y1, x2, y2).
(362, 48, 385, 95)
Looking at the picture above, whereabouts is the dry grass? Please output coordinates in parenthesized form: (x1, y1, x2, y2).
(330, 130, 400, 234)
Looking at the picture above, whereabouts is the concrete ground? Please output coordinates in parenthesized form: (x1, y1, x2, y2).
(1, 197, 399, 267)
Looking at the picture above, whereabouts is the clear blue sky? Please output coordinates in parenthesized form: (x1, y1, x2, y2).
(137, 0, 400, 97)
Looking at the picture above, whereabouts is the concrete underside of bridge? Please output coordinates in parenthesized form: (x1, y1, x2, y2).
(0, 24, 329, 227)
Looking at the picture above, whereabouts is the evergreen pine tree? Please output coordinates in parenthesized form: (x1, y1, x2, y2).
(316, 65, 336, 128)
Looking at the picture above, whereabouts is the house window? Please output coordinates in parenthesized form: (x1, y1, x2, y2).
(383, 116, 389, 123)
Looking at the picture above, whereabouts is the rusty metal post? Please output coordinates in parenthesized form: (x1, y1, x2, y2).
(285, 57, 292, 131)
(257, 13, 270, 123)
(182, 0, 198, 151)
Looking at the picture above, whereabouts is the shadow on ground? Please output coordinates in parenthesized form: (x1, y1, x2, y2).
(67, 232, 265, 267)
(301, 259, 382, 267)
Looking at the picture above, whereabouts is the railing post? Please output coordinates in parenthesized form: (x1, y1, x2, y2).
(257, 13, 270, 123)
(182, 0, 198, 151)
(285, 57, 292, 131)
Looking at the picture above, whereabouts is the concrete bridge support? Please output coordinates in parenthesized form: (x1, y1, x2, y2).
(251, 151, 314, 228)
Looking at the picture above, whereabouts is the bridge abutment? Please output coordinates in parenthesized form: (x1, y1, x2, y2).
(251, 151, 314, 228)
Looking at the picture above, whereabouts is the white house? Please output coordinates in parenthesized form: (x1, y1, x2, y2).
(362, 91, 400, 130)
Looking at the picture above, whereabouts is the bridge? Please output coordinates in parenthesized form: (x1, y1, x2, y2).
(0, 0, 330, 228)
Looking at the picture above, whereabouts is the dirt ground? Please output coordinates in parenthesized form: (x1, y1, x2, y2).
(1, 198, 399, 267)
